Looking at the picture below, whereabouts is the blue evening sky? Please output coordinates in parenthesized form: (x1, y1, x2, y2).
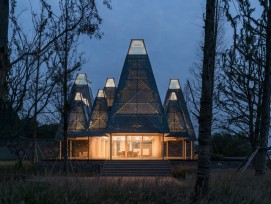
(82, 0, 204, 100)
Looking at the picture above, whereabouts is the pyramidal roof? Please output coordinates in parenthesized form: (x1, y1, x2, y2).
(104, 78, 116, 108)
(56, 74, 94, 139)
(107, 39, 169, 133)
(88, 89, 108, 136)
(164, 79, 196, 140)
(67, 74, 94, 131)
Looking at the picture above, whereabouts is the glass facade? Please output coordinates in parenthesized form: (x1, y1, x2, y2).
(68, 137, 193, 160)
(112, 135, 162, 159)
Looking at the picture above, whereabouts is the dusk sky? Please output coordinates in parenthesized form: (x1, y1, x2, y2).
(77, 0, 205, 100)
(16, 1, 234, 100)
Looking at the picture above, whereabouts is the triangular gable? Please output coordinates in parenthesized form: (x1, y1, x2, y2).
(108, 40, 169, 133)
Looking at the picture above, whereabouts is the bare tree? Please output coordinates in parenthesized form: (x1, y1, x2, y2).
(194, 0, 218, 199)
(0, 0, 110, 138)
(223, 0, 270, 176)
(42, 0, 111, 173)
(216, 22, 265, 151)
(185, 0, 225, 134)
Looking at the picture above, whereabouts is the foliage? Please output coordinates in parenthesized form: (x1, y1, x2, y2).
(212, 133, 251, 157)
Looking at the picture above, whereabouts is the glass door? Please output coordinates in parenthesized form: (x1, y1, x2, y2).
(127, 136, 141, 158)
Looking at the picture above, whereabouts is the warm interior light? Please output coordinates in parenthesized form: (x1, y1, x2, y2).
(75, 92, 89, 106)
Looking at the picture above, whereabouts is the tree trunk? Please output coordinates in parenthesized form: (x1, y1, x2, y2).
(254, 1, 271, 176)
(62, 0, 69, 174)
(0, 0, 9, 102)
(194, 0, 216, 199)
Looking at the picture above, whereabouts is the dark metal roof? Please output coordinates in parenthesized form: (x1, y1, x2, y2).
(107, 40, 169, 133)
(88, 89, 108, 136)
(164, 79, 196, 140)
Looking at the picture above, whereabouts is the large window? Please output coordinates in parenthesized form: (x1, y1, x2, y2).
(112, 135, 161, 159)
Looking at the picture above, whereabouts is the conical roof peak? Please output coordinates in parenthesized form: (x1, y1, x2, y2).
(128, 39, 147, 55)
(55, 73, 94, 139)
(164, 79, 196, 140)
(108, 39, 168, 133)
(88, 89, 108, 136)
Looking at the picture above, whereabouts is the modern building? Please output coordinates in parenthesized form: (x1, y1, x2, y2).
(57, 39, 196, 160)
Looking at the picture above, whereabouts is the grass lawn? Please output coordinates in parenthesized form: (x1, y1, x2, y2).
(0, 163, 270, 203)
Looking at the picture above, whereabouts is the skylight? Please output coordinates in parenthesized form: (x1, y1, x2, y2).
(128, 40, 147, 55)
(75, 73, 89, 85)
(169, 79, 181, 89)
(97, 89, 105, 98)
(105, 78, 116, 88)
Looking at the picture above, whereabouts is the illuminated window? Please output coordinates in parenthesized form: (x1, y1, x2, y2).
(128, 40, 147, 55)
(97, 89, 105, 98)
(75, 92, 89, 106)
(169, 79, 180, 89)
(75, 92, 81, 100)
(169, 92, 177, 100)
